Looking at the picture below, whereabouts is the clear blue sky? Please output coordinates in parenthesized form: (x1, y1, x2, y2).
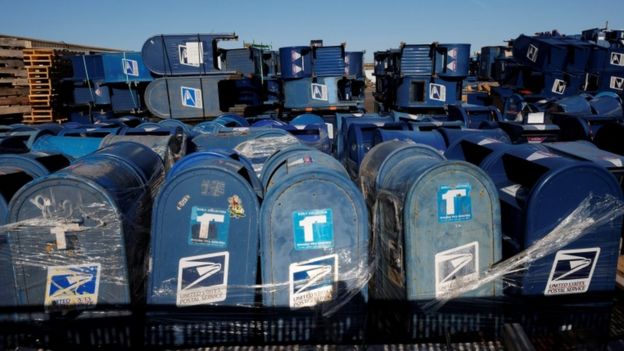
(2, 0, 623, 62)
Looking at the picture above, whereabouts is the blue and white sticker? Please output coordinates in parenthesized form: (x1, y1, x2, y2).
(610, 52, 624, 67)
(44, 263, 101, 307)
(527, 44, 539, 63)
(438, 184, 472, 222)
(311, 83, 328, 101)
(121, 58, 139, 77)
(289, 254, 338, 308)
(435, 242, 479, 297)
(177, 252, 229, 306)
(181, 86, 203, 109)
(189, 206, 230, 247)
(429, 83, 446, 102)
(544, 248, 600, 295)
(552, 79, 567, 95)
(293, 208, 334, 250)
(610, 76, 624, 91)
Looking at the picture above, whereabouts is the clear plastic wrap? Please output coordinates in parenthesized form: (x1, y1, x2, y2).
(234, 134, 300, 174)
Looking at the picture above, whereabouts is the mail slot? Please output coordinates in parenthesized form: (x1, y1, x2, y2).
(31, 135, 104, 159)
(259, 146, 368, 308)
(369, 148, 501, 300)
(148, 153, 260, 306)
(444, 134, 514, 168)
(5, 142, 164, 307)
(594, 122, 624, 156)
(275, 124, 331, 154)
(0, 129, 54, 151)
(0, 168, 36, 306)
(477, 143, 623, 295)
(373, 129, 447, 152)
(446, 104, 503, 129)
(335, 113, 394, 162)
(0, 152, 72, 178)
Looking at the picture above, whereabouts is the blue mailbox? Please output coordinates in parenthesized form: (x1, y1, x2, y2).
(0, 168, 36, 306)
(144, 76, 240, 120)
(358, 140, 445, 211)
(447, 104, 503, 129)
(477, 143, 623, 296)
(148, 153, 260, 306)
(259, 147, 369, 308)
(142, 34, 238, 76)
(31, 135, 104, 159)
(5, 142, 164, 307)
(0, 152, 72, 178)
(361, 141, 501, 300)
(344, 122, 409, 177)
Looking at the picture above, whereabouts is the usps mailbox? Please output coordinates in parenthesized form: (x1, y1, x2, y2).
(0, 168, 35, 306)
(478, 143, 623, 295)
(344, 122, 408, 178)
(369, 151, 502, 300)
(5, 142, 163, 306)
(358, 140, 445, 214)
(148, 153, 260, 306)
(31, 135, 104, 159)
(259, 147, 368, 308)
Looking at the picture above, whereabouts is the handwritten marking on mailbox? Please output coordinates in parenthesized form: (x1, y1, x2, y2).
(292, 209, 334, 250)
(45, 264, 101, 307)
(189, 207, 229, 247)
(438, 184, 472, 222)
(289, 254, 338, 308)
(435, 242, 479, 297)
(177, 252, 229, 306)
(545, 248, 600, 295)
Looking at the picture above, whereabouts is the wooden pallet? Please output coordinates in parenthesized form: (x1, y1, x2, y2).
(23, 106, 54, 123)
(28, 93, 56, 106)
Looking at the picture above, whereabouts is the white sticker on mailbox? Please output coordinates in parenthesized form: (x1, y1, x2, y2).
(289, 254, 338, 308)
(435, 242, 479, 297)
(545, 248, 600, 295)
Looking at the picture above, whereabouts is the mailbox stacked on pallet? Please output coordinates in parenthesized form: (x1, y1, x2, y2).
(67, 52, 153, 124)
(373, 42, 471, 114)
(280, 40, 366, 118)
(142, 34, 280, 120)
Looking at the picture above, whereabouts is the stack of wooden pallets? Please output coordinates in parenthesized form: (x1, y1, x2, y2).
(0, 38, 30, 122)
(23, 48, 58, 123)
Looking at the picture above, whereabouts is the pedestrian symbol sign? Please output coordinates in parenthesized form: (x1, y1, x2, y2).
(181, 86, 203, 109)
